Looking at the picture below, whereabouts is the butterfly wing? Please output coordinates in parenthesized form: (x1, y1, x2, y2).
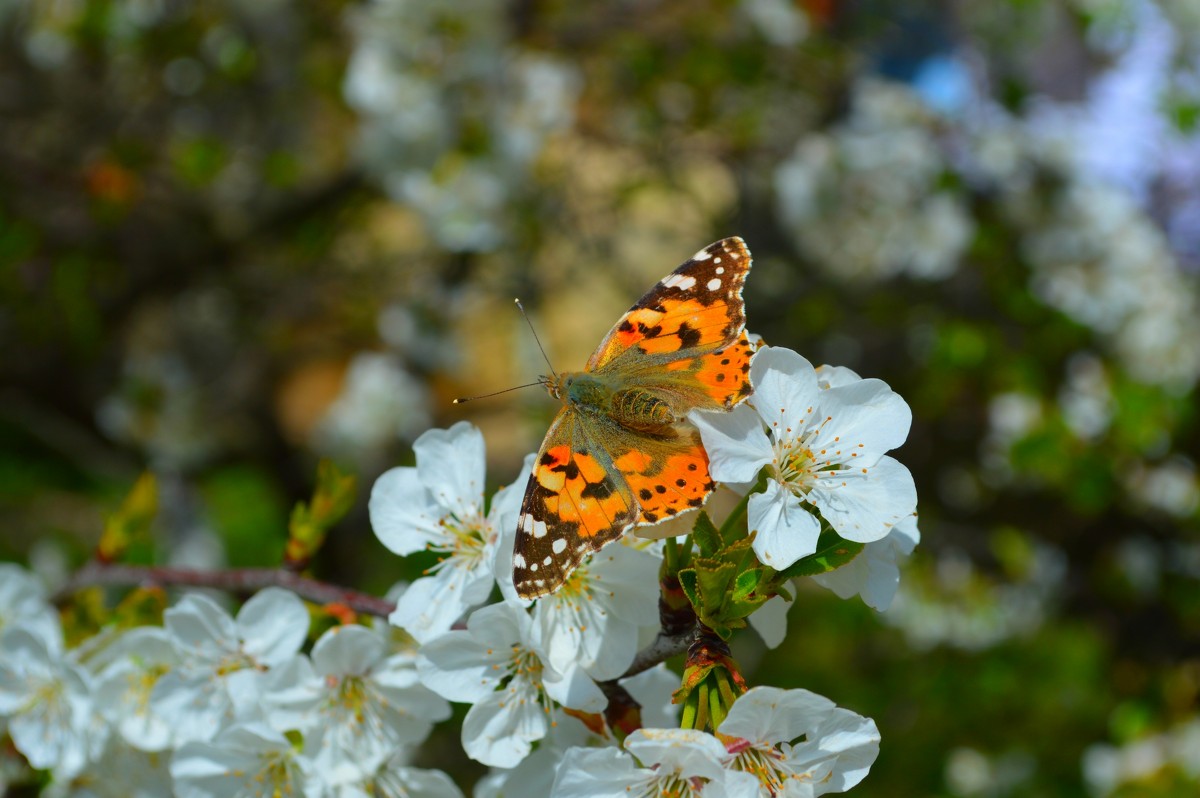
(513, 409, 638, 599)
(586, 237, 752, 377)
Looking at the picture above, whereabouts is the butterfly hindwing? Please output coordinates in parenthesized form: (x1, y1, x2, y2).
(611, 427, 716, 525)
(513, 410, 637, 598)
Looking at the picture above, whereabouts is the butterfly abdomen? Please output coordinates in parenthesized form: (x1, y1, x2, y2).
(609, 387, 676, 432)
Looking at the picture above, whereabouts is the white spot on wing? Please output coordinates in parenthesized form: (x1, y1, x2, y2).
(531, 520, 548, 539)
(552, 538, 567, 554)
(707, 278, 721, 291)
(715, 266, 724, 275)
(543, 555, 552, 566)
(663, 273, 697, 290)
(692, 248, 713, 261)
(514, 553, 527, 568)
(530, 562, 539, 572)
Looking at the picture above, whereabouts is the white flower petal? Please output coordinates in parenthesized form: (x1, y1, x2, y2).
(815, 364, 863, 389)
(163, 593, 239, 663)
(620, 665, 681, 729)
(413, 421, 486, 518)
(788, 710, 880, 796)
(749, 482, 822, 569)
(811, 455, 917, 543)
(541, 661, 606, 714)
(237, 588, 309, 667)
(748, 593, 792, 649)
(461, 690, 548, 768)
(811, 513, 919, 611)
(749, 346, 822, 437)
(148, 669, 229, 745)
(312, 624, 386, 677)
(417, 605, 520, 704)
(719, 685, 835, 745)
(624, 727, 730, 781)
(0, 564, 60, 654)
(815, 378, 913, 461)
(389, 561, 493, 643)
(691, 403, 773, 484)
(552, 746, 639, 798)
(369, 466, 442, 556)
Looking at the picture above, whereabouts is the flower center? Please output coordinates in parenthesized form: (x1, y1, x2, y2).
(732, 744, 792, 795)
(428, 512, 491, 573)
(633, 772, 706, 798)
(769, 412, 863, 495)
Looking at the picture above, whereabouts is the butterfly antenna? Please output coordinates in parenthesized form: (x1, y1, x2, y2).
(453, 380, 546, 405)
(515, 298, 558, 378)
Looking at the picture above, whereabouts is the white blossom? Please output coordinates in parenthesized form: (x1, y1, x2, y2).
(0, 625, 103, 779)
(264, 624, 449, 786)
(170, 722, 314, 798)
(719, 686, 880, 796)
(91, 626, 180, 751)
(692, 346, 917, 571)
(475, 663, 681, 798)
(150, 588, 309, 745)
(774, 79, 973, 282)
(552, 729, 759, 798)
(313, 352, 433, 465)
(0, 563, 61, 651)
(370, 422, 529, 643)
(417, 602, 604, 768)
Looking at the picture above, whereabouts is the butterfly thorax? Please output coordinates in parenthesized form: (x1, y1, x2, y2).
(548, 371, 679, 434)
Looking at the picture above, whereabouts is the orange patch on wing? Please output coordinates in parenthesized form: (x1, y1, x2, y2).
(624, 444, 714, 525)
(691, 330, 754, 408)
(635, 299, 735, 355)
(614, 449, 653, 474)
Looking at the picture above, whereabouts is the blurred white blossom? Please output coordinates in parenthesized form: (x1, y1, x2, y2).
(775, 79, 974, 281)
(344, 0, 580, 251)
(1083, 717, 1200, 796)
(885, 543, 1067, 651)
(313, 352, 432, 465)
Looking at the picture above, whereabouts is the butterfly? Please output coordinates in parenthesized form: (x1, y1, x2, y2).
(513, 237, 755, 599)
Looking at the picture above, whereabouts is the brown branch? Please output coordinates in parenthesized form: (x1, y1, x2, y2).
(54, 562, 396, 619)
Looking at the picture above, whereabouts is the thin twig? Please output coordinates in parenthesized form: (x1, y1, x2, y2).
(54, 562, 396, 619)
(615, 628, 695, 681)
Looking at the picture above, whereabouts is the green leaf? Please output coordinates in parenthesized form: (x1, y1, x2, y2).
(678, 568, 701, 610)
(777, 528, 865, 579)
(690, 511, 723, 557)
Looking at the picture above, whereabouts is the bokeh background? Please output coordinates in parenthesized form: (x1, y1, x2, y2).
(3, 0, 1200, 795)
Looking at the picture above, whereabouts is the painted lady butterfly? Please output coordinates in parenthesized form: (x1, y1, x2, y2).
(513, 237, 755, 598)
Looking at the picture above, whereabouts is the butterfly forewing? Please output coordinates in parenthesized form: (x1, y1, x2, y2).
(586, 237, 751, 372)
